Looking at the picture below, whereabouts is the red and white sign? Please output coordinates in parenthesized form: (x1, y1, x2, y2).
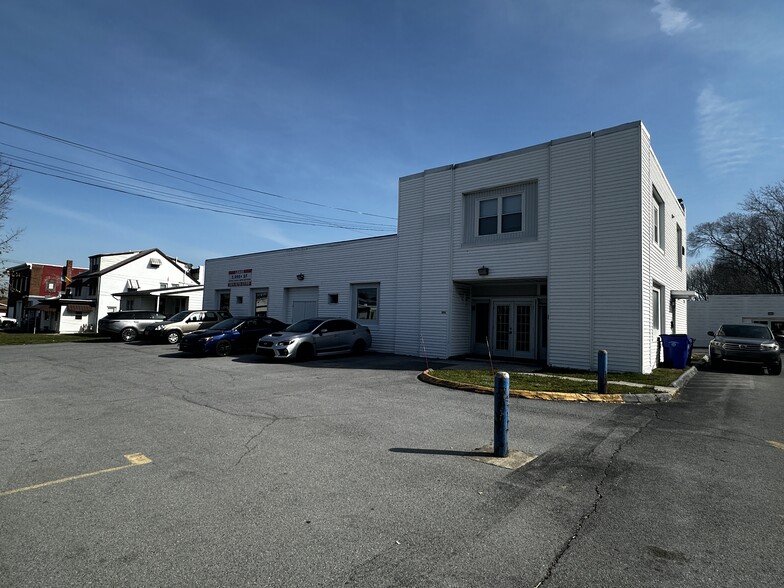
(228, 268, 252, 287)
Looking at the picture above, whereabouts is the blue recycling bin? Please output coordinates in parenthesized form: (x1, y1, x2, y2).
(660, 334, 694, 369)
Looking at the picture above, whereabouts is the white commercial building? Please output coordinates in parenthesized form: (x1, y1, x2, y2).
(204, 121, 688, 373)
(688, 295, 784, 346)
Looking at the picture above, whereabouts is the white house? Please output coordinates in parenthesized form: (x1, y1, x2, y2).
(203, 121, 687, 373)
(64, 248, 204, 331)
(688, 295, 784, 346)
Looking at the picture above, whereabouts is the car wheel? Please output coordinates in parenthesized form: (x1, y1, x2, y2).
(709, 352, 723, 370)
(352, 339, 367, 355)
(768, 361, 782, 376)
(215, 340, 232, 357)
(166, 331, 182, 345)
(296, 343, 314, 361)
(120, 327, 138, 342)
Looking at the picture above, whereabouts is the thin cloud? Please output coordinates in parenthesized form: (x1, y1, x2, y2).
(696, 86, 764, 174)
(652, 0, 700, 35)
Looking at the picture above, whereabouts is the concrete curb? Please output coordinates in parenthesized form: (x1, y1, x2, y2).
(418, 364, 699, 404)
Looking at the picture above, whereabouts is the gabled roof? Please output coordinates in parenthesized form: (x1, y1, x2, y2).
(112, 284, 204, 297)
(74, 248, 198, 283)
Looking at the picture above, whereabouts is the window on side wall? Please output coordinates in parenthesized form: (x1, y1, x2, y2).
(652, 287, 661, 331)
(652, 188, 665, 250)
(676, 224, 684, 269)
(254, 289, 269, 317)
(352, 283, 379, 323)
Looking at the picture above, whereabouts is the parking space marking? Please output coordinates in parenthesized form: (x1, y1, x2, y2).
(768, 441, 784, 451)
(0, 453, 152, 497)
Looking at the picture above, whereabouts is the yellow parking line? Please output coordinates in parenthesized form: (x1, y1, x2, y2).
(0, 453, 152, 497)
(768, 440, 784, 451)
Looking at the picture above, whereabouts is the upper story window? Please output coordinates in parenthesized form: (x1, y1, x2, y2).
(46, 279, 57, 292)
(676, 224, 684, 269)
(464, 181, 538, 246)
(652, 187, 665, 250)
(478, 195, 522, 235)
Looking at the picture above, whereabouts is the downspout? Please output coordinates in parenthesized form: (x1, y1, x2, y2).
(446, 164, 456, 357)
(589, 133, 596, 369)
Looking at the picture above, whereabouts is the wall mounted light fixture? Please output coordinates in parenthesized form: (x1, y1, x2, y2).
(477, 266, 489, 276)
(296, 273, 305, 281)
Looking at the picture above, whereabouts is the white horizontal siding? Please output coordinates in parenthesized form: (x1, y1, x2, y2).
(417, 170, 454, 358)
(688, 295, 784, 346)
(642, 127, 687, 370)
(204, 236, 398, 353)
(548, 137, 593, 370)
(394, 174, 425, 356)
(591, 127, 643, 372)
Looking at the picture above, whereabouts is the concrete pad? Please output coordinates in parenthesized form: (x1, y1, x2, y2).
(466, 445, 537, 470)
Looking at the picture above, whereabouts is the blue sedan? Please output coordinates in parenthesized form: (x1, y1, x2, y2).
(179, 316, 288, 356)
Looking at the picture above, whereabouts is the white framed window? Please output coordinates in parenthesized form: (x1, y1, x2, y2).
(254, 289, 269, 316)
(652, 188, 665, 250)
(352, 283, 379, 323)
(652, 287, 661, 331)
(463, 182, 537, 246)
(478, 194, 522, 236)
(676, 224, 684, 269)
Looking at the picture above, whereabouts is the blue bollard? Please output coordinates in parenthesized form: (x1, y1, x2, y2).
(494, 371, 509, 457)
(598, 350, 608, 394)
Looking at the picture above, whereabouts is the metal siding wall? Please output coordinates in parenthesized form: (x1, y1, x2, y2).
(394, 175, 425, 356)
(646, 135, 688, 371)
(450, 283, 473, 356)
(592, 127, 644, 372)
(203, 235, 398, 353)
(417, 170, 453, 358)
(548, 137, 594, 370)
(688, 295, 784, 346)
(452, 150, 550, 281)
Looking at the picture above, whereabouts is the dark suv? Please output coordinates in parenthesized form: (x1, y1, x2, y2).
(98, 310, 168, 342)
(708, 323, 782, 375)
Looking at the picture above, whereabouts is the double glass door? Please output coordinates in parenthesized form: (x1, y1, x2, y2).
(492, 300, 534, 359)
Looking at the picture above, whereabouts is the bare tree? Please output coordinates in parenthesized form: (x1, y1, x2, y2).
(688, 180, 784, 294)
(1, 156, 24, 296)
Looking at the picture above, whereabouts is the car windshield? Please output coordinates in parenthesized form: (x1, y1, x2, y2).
(211, 318, 243, 330)
(285, 319, 324, 333)
(718, 324, 773, 339)
(166, 311, 191, 322)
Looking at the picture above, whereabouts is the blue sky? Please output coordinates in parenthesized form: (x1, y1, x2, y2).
(2, 0, 783, 272)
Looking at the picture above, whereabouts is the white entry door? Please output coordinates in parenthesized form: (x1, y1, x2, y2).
(492, 300, 535, 359)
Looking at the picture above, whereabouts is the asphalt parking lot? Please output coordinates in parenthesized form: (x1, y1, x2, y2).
(0, 341, 617, 586)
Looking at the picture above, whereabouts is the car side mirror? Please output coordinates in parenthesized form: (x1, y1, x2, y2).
(319, 328, 328, 335)
(707, 331, 715, 336)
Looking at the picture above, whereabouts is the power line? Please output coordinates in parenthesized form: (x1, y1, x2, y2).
(8, 164, 396, 232)
(2, 145, 395, 230)
(0, 119, 397, 221)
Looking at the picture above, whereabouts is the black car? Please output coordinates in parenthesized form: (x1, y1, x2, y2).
(179, 316, 288, 356)
(708, 323, 782, 375)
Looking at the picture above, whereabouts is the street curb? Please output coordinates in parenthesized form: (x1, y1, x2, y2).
(419, 366, 697, 404)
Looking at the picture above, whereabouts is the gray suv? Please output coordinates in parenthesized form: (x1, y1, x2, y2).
(708, 323, 781, 375)
(98, 310, 167, 342)
(143, 310, 232, 344)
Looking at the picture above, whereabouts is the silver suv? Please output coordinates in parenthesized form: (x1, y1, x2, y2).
(98, 310, 167, 342)
(143, 310, 232, 344)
